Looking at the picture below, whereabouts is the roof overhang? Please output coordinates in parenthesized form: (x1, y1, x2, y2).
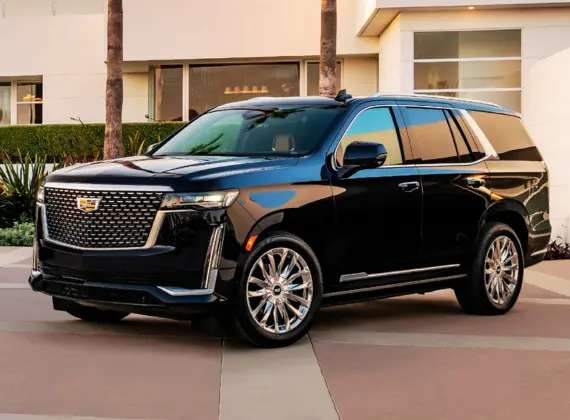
(357, 0, 570, 36)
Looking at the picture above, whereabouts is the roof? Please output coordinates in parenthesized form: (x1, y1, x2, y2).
(211, 93, 516, 115)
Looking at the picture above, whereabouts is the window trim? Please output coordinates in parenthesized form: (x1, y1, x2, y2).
(331, 105, 409, 171)
(368, 105, 498, 169)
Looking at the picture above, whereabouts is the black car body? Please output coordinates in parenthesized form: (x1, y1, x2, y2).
(30, 92, 551, 347)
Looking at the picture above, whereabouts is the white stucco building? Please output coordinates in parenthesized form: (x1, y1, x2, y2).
(1, 0, 570, 239)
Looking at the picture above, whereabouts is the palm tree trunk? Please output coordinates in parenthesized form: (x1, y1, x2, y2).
(104, 0, 124, 160)
(319, 0, 337, 97)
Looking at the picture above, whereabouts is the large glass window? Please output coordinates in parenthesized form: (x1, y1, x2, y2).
(306, 61, 342, 96)
(16, 82, 43, 125)
(337, 107, 403, 166)
(153, 105, 344, 157)
(414, 30, 522, 112)
(153, 65, 183, 122)
(0, 83, 10, 126)
(189, 63, 300, 115)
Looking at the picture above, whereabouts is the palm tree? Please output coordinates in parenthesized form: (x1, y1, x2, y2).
(104, 0, 124, 159)
(319, 0, 337, 97)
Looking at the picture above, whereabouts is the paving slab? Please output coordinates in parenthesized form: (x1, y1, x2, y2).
(0, 247, 32, 267)
(0, 331, 222, 420)
(0, 265, 30, 284)
(220, 338, 339, 420)
(313, 342, 570, 420)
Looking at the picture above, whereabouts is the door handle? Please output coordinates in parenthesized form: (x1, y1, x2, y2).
(466, 178, 486, 187)
(398, 181, 420, 192)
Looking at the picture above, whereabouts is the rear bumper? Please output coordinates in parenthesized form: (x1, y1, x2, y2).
(29, 268, 223, 319)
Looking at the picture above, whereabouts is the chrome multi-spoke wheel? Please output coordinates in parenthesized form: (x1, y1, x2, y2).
(455, 222, 524, 316)
(484, 236, 520, 306)
(246, 247, 313, 334)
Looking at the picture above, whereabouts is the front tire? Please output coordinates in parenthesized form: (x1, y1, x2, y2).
(455, 222, 524, 315)
(230, 232, 323, 348)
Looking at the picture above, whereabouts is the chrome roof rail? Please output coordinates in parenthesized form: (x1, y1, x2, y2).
(372, 92, 502, 108)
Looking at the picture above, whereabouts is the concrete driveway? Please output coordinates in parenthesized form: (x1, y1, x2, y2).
(1, 247, 570, 420)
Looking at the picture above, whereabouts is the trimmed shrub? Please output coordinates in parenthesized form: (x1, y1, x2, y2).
(0, 122, 185, 163)
(0, 220, 34, 246)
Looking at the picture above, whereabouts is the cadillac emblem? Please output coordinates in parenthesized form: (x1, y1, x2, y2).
(77, 197, 102, 213)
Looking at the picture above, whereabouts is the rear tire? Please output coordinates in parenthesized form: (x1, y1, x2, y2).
(229, 232, 323, 348)
(455, 222, 524, 315)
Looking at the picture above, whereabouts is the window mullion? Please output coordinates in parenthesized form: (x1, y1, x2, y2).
(182, 64, 190, 122)
(10, 82, 17, 125)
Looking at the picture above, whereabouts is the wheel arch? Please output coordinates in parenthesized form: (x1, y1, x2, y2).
(479, 200, 529, 254)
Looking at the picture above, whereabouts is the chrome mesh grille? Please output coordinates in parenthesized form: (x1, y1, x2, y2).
(44, 188, 164, 249)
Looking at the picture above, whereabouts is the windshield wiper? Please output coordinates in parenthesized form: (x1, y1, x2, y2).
(183, 133, 224, 155)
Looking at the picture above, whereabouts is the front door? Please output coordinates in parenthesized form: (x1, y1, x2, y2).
(327, 105, 422, 292)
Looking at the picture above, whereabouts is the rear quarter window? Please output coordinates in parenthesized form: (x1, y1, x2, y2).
(469, 111, 542, 161)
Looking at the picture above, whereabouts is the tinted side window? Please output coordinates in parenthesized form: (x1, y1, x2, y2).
(445, 111, 473, 163)
(337, 107, 403, 166)
(469, 111, 542, 161)
(405, 107, 459, 164)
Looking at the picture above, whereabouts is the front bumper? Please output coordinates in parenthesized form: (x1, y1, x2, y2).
(29, 268, 223, 319)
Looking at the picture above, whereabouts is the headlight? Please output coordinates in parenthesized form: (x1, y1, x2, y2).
(37, 186, 45, 204)
(160, 190, 239, 210)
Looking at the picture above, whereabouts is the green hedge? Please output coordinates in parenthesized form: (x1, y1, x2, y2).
(0, 122, 185, 163)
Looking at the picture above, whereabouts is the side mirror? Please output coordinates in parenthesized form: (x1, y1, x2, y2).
(343, 142, 388, 168)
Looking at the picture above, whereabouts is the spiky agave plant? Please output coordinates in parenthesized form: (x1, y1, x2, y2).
(0, 150, 54, 227)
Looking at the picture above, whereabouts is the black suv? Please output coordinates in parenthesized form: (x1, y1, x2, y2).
(29, 92, 551, 348)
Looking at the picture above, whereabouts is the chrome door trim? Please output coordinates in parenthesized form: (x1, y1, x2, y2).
(44, 182, 174, 192)
(339, 264, 460, 283)
(324, 274, 467, 298)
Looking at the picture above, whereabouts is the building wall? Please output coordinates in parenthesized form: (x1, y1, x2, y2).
(378, 16, 403, 93)
(342, 57, 379, 96)
(122, 0, 378, 61)
(524, 48, 570, 241)
(390, 7, 570, 115)
(0, 1, 107, 124)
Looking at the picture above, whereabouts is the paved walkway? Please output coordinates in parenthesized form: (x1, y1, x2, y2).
(1, 247, 570, 419)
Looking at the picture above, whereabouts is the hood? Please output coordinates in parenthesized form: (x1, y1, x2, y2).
(46, 155, 299, 190)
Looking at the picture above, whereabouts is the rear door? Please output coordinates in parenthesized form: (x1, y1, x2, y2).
(399, 104, 492, 267)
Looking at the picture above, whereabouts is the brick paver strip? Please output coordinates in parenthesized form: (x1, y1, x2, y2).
(525, 269, 570, 296)
(220, 338, 339, 420)
(530, 260, 570, 280)
(311, 330, 570, 351)
(313, 298, 570, 338)
(313, 343, 570, 420)
(0, 415, 156, 420)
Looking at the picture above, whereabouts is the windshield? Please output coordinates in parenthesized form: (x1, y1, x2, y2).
(153, 105, 345, 157)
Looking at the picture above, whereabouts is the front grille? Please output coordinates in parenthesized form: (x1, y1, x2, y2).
(44, 188, 164, 249)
